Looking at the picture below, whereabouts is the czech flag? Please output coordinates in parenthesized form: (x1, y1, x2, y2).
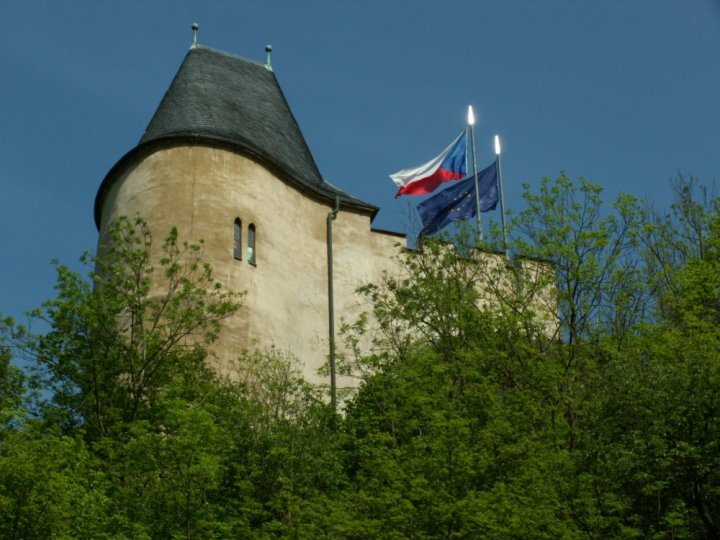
(390, 131, 468, 197)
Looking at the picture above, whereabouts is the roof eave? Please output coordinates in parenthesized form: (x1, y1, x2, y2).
(94, 136, 379, 230)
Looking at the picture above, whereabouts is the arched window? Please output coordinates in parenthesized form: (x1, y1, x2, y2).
(233, 219, 242, 260)
(247, 223, 256, 265)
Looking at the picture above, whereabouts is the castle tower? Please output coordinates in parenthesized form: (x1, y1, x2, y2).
(94, 43, 405, 386)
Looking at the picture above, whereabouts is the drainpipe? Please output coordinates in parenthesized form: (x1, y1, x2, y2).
(327, 196, 340, 411)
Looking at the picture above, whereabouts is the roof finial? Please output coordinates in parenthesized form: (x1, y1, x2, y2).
(265, 45, 273, 71)
(191, 23, 199, 49)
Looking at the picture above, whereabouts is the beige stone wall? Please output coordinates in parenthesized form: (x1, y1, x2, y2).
(97, 145, 404, 386)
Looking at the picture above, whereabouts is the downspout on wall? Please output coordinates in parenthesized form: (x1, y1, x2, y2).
(326, 196, 340, 411)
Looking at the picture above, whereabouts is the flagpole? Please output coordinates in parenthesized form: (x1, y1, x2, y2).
(494, 134, 509, 253)
(467, 106, 483, 243)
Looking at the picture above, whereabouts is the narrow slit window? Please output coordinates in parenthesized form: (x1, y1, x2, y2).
(247, 223, 256, 265)
(233, 218, 242, 260)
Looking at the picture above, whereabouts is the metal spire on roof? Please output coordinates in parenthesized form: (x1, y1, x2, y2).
(265, 45, 273, 71)
(191, 23, 199, 49)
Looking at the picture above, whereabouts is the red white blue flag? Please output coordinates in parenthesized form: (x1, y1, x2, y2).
(390, 131, 467, 197)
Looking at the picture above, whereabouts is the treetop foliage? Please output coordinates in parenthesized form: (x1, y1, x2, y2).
(1, 178, 719, 538)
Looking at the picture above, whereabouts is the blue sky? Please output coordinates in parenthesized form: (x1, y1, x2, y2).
(1, 0, 719, 324)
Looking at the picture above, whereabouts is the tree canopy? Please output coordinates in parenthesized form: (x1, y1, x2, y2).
(1, 177, 719, 538)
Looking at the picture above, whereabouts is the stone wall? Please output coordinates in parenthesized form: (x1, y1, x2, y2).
(97, 144, 405, 386)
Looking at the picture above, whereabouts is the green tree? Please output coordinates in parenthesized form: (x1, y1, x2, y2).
(3, 176, 719, 538)
(581, 201, 720, 538)
(1, 217, 246, 537)
(637, 175, 719, 321)
(7, 216, 241, 439)
(508, 174, 646, 346)
(337, 234, 583, 538)
(0, 346, 25, 434)
(2, 216, 351, 538)
(338, 175, 720, 538)
(0, 428, 112, 539)
(217, 349, 346, 538)
(581, 325, 720, 538)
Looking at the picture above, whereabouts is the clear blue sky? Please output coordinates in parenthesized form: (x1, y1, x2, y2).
(2, 0, 719, 324)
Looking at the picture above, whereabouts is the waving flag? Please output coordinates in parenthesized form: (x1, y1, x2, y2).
(390, 131, 467, 197)
(418, 161, 498, 236)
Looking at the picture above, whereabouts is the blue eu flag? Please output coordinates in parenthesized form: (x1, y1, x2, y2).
(417, 161, 498, 236)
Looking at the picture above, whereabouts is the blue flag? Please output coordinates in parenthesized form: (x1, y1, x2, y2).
(417, 161, 498, 236)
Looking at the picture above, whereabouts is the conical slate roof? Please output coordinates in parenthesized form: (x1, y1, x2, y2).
(95, 45, 377, 228)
